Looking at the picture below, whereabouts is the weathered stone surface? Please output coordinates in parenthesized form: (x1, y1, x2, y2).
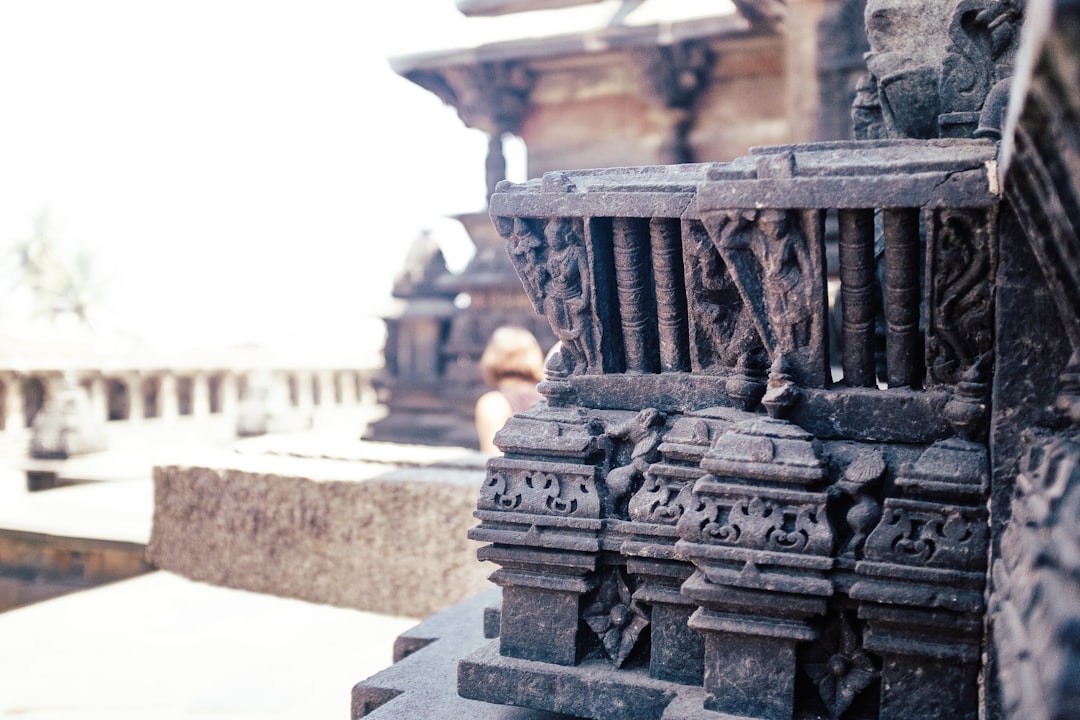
(147, 451, 491, 618)
(356, 1, 1080, 719)
(989, 2, 1080, 719)
(455, 1, 1028, 713)
(353, 588, 577, 719)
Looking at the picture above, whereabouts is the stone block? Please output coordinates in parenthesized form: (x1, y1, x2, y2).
(147, 450, 492, 618)
(353, 588, 577, 719)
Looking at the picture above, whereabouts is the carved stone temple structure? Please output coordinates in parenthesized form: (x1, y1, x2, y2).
(355, 0, 1080, 719)
(368, 0, 870, 447)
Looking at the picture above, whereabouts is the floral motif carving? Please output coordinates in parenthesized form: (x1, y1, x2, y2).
(479, 459, 601, 518)
(483, 469, 521, 511)
(799, 612, 880, 719)
(628, 473, 695, 524)
(677, 484, 833, 554)
(583, 567, 650, 668)
(926, 207, 997, 387)
(864, 501, 987, 570)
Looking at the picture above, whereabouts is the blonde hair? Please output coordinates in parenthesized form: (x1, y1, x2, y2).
(480, 326, 545, 387)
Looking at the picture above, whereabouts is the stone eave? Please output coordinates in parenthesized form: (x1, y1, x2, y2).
(389, 11, 753, 77)
(456, 0, 609, 16)
(455, 0, 783, 26)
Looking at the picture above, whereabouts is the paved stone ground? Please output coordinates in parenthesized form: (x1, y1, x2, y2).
(0, 407, 434, 719)
(0, 571, 418, 719)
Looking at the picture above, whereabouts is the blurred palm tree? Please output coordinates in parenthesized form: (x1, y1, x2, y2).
(10, 210, 100, 325)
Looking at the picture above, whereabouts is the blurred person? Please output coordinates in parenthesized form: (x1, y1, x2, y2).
(475, 326, 545, 454)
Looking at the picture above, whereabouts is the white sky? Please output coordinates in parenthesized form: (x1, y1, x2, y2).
(0, 0, 492, 353)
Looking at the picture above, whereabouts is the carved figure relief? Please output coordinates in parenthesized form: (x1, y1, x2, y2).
(501, 216, 547, 313)
(603, 408, 666, 518)
(708, 209, 827, 387)
(682, 220, 765, 374)
(498, 215, 600, 374)
(543, 218, 598, 373)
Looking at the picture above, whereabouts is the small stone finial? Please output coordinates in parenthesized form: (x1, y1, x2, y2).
(944, 353, 992, 442)
(762, 354, 799, 419)
(1057, 352, 1080, 427)
(725, 355, 766, 411)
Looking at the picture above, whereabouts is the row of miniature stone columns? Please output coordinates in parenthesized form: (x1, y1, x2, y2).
(0, 368, 370, 432)
(604, 210, 923, 387)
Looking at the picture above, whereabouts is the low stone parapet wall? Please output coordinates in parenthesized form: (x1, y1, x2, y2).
(147, 447, 491, 618)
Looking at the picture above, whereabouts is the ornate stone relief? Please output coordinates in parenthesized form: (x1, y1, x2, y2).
(461, 11, 1029, 712)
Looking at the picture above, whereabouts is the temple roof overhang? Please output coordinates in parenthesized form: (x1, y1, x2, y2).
(390, 0, 773, 134)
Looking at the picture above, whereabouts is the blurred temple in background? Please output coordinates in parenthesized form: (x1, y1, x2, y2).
(367, 0, 869, 448)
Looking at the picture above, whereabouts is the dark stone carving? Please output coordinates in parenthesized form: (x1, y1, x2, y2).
(603, 408, 666, 518)
(407, 2, 1080, 720)
(938, 0, 1023, 138)
(682, 220, 766, 381)
(926, 206, 998, 388)
(582, 567, 650, 668)
(833, 450, 886, 559)
(465, 126, 1018, 715)
(481, 458, 602, 518)
(704, 207, 830, 389)
(993, 422, 1080, 720)
(798, 610, 881, 719)
(501, 216, 600, 375)
(856, 0, 1022, 141)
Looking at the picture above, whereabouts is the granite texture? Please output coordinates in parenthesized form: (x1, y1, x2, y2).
(147, 453, 492, 618)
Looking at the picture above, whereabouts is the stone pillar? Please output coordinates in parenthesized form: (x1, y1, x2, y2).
(295, 370, 314, 414)
(339, 371, 358, 406)
(850, 438, 988, 720)
(192, 372, 210, 418)
(677, 415, 834, 720)
(127, 373, 144, 423)
(219, 372, 239, 418)
(318, 370, 336, 407)
(1, 372, 22, 433)
(159, 373, 179, 421)
(464, 412, 605, 669)
(620, 414, 725, 686)
(86, 373, 108, 423)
